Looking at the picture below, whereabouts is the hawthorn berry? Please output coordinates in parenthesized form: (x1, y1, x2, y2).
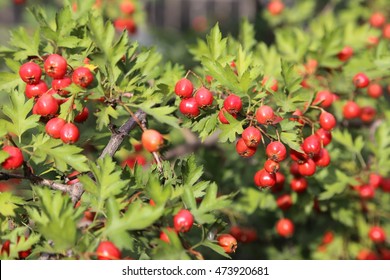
(276, 194, 293, 210)
(218, 108, 237, 124)
(272, 172, 286, 193)
(241, 126, 262, 148)
(229, 226, 257, 243)
(1, 146, 24, 170)
(383, 24, 390, 39)
(313, 90, 334, 108)
(369, 12, 386, 28)
(174, 78, 194, 98)
(337, 46, 354, 62)
(321, 231, 334, 245)
(45, 117, 66, 139)
(254, 169, 276, 189)
(74, 107, 89, 123)
(173, 209, 194, 233)
(141, 129, 164, 153)
(290, 177, 308, 193)
(367, 83, 383, 98)
(353, 73, 370, 88)
(19, 61, 42, 84)
(266, 141, 287, 162)
(121, 154, 147, 169)
(358, 184, 375, 199)
(44, 54, 68, 79)
(217, 234, 237, 254)
(298, 158, 317, 176)
(25, 80, 48, 98)
(290, 149, 307, 162)
(256, 105, 275, 125)
(52, 77, 72, 96)
(289, 161, 301, 177)
(267, 0, 284, 16)
(235, 138, 257, 158)
(120, 0, 136, 15)
(276, 218, 294, 238)
(360, 106, 376, 123)
(368, 226, 386, 243)
(369, 173, 382, 189)
(264, 159, 280, 173)
(315, 128, 332, 146)
(357, 249, 378, 260)
(96, 241, 121, 260)
(262, 76, 278, 92)
(313, 148, 331, 167)
(223, 94, 242, 114)
(72, 67, 94, 88)
(159, 227, 177, 244)
(114, 18, 137, 34)
(194, 87, 213, 107)
(302, 135, 321, 156)
(319, 111, 336, 131)
(343, 101, 361, 119)
(60, 123, 80, 144)
(34, 93, 59, 116)
(179, 97, 200, 118)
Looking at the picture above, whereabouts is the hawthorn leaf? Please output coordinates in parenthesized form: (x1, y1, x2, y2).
(0, 192, 25, 217)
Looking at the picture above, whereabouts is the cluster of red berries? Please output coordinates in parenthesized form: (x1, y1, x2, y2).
(19, 54, 94, 144)
(114, 0, 137, 34)
(174, 77, 214, 118)
(369, 11, 390, 41)
(121, 142, 147, 169)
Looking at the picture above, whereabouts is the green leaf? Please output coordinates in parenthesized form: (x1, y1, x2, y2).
(206, 23, 227, 61)
(137, 105, 179, 128)
(218, 113, 244, 143)
(0, 192, 24, 217)
(182, 154, 203, 187)
(280, 131, 302, 152)
(95, 106, 119, 131)
(9, 27, 41, 60)
(238, 19, 256, 52)
(280, 59, 302, 95)
(202, 240, 231, 259)
(0, 72, 22, 91)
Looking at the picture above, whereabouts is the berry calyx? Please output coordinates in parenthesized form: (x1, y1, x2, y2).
(319, 111, 336, 131)
(60, 123, 80, 144)
(141, 129, 164, 153)
(217, 234, 237, 254)
(194, 87, 213, 107)
(174, 78, 194, 98)
(266, 141, 287, 162)
(96, 241, 121, 260)
(353, 73, 370, 88)
(1, 146, 24, 170)
(242, 126, 262, 148)
(368, 226, 386, 243)
(236, 138, 257, 158)
(173, 209, 194, 233)
(276, 218, 294, 238)
(179, 97, 200, 118)
(44, 54, 68, 79)
(256, 105, 275, 125)
(19, 61, 42, 84)
(72, 67, 94, 88)
(254, 169, 276, 189)
(223, 94, 242, 114)
(45, 117, 66, 139)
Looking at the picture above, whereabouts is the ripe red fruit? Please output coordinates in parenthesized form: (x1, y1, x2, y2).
(298, 158, 316, 176)
(194, 87, 213, 107)
(25, 80, 48, 98)
(302, 135, 321, 156)
(235, 138, 257, 158)
(141, 129, 164, 153)
(44, 54, 68, 79)
(60, 123, 80, 144)
(1, 240, 11, 256)
(254, 169, 276, 189)
(319, 111, 336, 131)
(121, 154, 147, 169)
(223, 94, 242, 114)
(369, 173, 382, 189)
(313, 90, 334, 108)
(381, 178, 390, 192)
(368, 226, 386, 243)
(321, 231, 334, 245)
(272, 172, 285, 193)
(174, 78, 194, 98)
(315, 128, 332, 146)
(218, 108, 237, 124)
(337, 46, 354, 62)
(34, 93, 59, 116)
(159, 227, 177, 244)
(357, 249, 378, 260)
(179, 97, 200, 118)
(267, 0, 284, 16)
(367, 83, 383, 98)
(242, 126, 262, 148)
(45, 117, 66, 139)
(96, 241, 121, 260)
(114, 18, 137, 34)
(120, 0, 136, 14)
(383, 24, 390, 39)
(256, 105, 275, 125)
(72, 67, 94, 88)
(290, 149, 307, 162)
(266, 141, 287, 162)
(290, 177, 308, 193)
(358, 184, 375, 199)
(360, 106, 376, 123)
(343, 101, 361, 119)
(74, 107, 89, 123)
(353, 73, 370, 88)
(1, 146, 24, 170)
(262, 76, 278, 92)
(264, 159, 280, 173)
(276, 194, 293, 210)
(369, 12, 386, 28)
(19, 61, 42, 84)
(229, 226, 257, 243)
(217, 234, 237, 254)
(173, 209, 194, 233)
(313, 148, 330, 167)
(276, 218, 294, 237)
(52, 77, 72, 96)
(289, 161, 301, 177)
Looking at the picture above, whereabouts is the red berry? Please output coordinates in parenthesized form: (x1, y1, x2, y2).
(313, 148, 330, 167)
(159, 227, 177, 244)
(276, 218, 294, 237)
(313, 90, 334, 108)
(223, 94, 242, 114)
(262, 76, 278, 92)
(34, 93, 59, 116)
(367, 83, 383, 98)
(218, 108, 237, 124)
(268, 0, 284, 15)
(242, 126, 262, 148)
(25, 80, 48, 98)
(236, 138, 257, 158)
(264, 159, 280, 173)
(173, 209, 194, 233)
(381, 178, 390, 192)
(298, 158, 316, 176)
(74, 107, 89, 123)
(353, 73, 370, 88)
(358, 184, 375, 199)
(315, 128, 332, 146)
(141, 129, 164, 153)
(174, 78, 193, 98)
(52, 77, 72, 96)
(120, 0, 135, 14)
(289, 161, 301, 177)
(357, 249, 378, 260)
(60, 123, 80, 144)
(229, 226, 257, 243)
(45, 117, 66, 139)
(369, 173, 383, 189)
(114, 18, 137, 34)
(194, 87, 213, 107)
(44, 54, 68, 79)
(337, 46, 354, 62)
(321, 231, 334, 245)
(369, 12, 386, 28)
(1, 146, 24, 170)
(1, 240, 11, 256)
(290, 177, 308, 193)
(290, 149, 307, 162)
(179, 97, 200, 118)
(254, 169, 276, 189)
(72, 67, 94, 88)
(276, 194, 293, 210)
(96, 241, 121, 260)
(343, 101, 361, 119)
(256, 105, 275, 125)
(319, 111, 336, 131)
(360, 106, 376, 123)
(302, 135, 321, 156)
(368, 226, 386, 243)
(383, 24, 390, 39)
(19, 61, 42, 84)
(121, 154, 147, 169)
(272, 172, 285, 193)
(217, 234, 237, 254)
(266, 141, 287, 162)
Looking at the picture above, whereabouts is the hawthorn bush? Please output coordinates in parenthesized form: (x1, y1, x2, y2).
(0, 0, 389, 260)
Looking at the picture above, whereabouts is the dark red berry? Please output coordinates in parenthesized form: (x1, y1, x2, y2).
(218, 108, 237, 124)
(254, 169, 276, 189)
(290, 177, 308, 193)
(1, 146, 24, 170)
(44, 54, 68, 79)
(313, 148, 330, 167)
(45, 117, 66, 139)
(313, 90, 334, 108)
(96, 241, 121, 260)
(264, 159, 280, 173)
(256, 105, 275, 125)
(194, 87, 213, 107)
(174, 78, 193, 98)
(72, 67, 94, 88)
(276, 218, 294, 237)
(315, 128, 332, 146)
(52, 77, 72, 96)
(74, 107, 89, 123)
(319, 111, 336, 131)
(60, 123, 80, 144)
(302, 135, 321, 156)
(343, 101, 361, 119)
(368, 226, 386, 243)
(19, 62, 42, 84)
(25, 80, 48, 98)
(173, 209, 194, 233)
(276, 194, 293, 210)
(34, 93, 59, 116)
(266, 141, 287, 162)
(179, 97, 200, 118)
(360, 106, 376, 123)
(242, 126, 262, 148)
(298, 158, 317, 176)
(223, 94, 242, 114)
(236, 138, 257, 158)
(272, 172, 285, 193)
(353, 73, 370, 88)
(337, 46, 354, 62)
